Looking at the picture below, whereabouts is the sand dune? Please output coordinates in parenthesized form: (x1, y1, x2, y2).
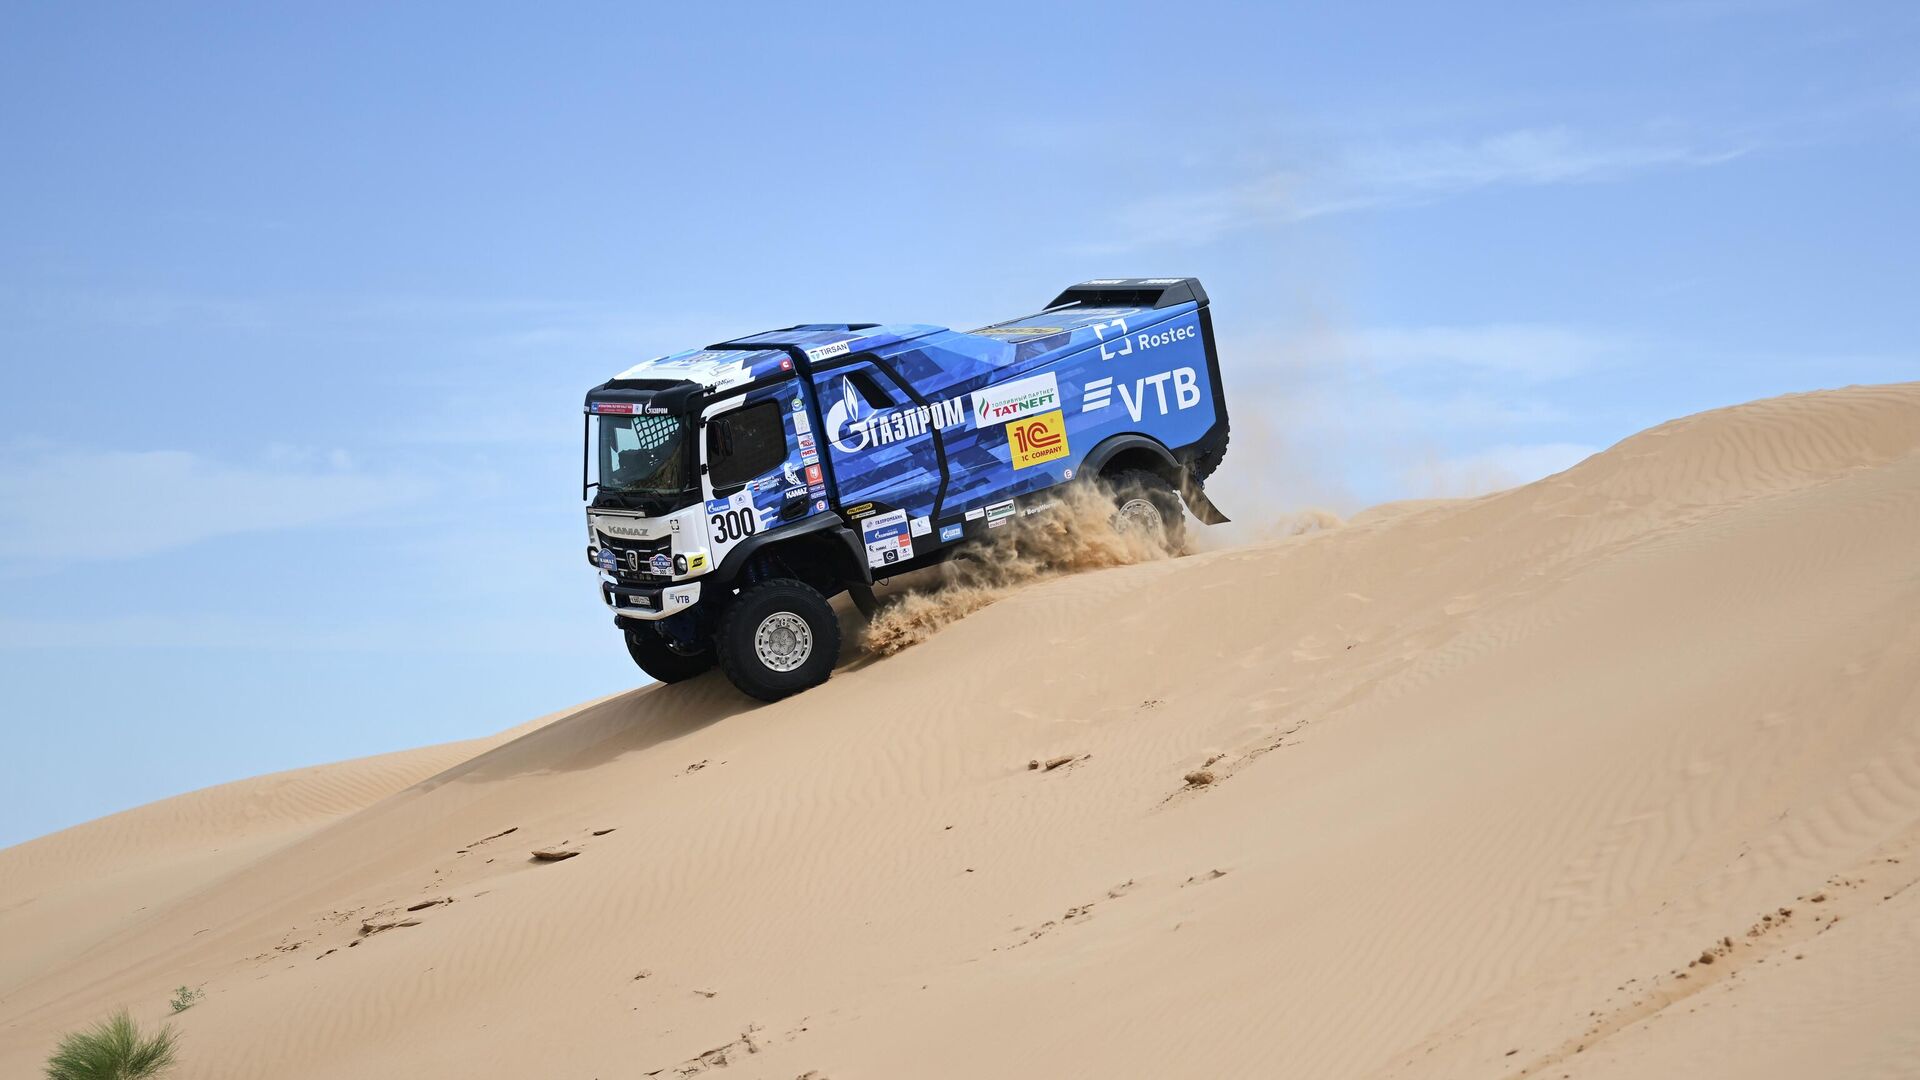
(3, 383, 1918, 1079)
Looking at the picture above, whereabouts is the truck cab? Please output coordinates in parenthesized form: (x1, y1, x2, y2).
(583, 278, 1230, 701)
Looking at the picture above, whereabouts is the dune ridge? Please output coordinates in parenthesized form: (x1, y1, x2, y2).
(2, 382, 1917, 1079)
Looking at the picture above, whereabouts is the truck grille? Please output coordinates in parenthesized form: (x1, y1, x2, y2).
(596, 533, 673, 584)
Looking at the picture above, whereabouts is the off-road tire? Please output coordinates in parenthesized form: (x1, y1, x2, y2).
(714, 578, 841, 702)
(624, 624, 715, 684)
(1106, 468, 1188, 550)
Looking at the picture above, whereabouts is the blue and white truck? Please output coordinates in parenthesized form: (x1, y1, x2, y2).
(581, 277, 1231, 700)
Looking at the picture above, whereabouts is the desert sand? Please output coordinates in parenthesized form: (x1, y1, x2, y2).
(4, 383, 1919, 1079)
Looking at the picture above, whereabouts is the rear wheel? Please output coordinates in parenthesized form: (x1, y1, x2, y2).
(624, 624, 715, 684)
(1105, 468, 1187, 550)
(715, 578, 841, 701)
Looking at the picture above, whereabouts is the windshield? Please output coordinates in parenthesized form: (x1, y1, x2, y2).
(595, 412, 690, 498)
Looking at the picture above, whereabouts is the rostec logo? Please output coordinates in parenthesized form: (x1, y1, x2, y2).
(824, 377, 965, 453)
(971, 372, 1060, 427)
(1081, 367, 1202, 421)
(1008, 410, 1070, 470)
(1095, 317, 1197, 361)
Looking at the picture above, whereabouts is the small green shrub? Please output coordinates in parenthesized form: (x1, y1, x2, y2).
(44, 1009, 178, 1080)
(167, 987, 202, 1014)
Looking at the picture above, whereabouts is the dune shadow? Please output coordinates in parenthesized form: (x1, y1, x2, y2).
(425, 596, 899, 787)
(425, 674, 756, 786)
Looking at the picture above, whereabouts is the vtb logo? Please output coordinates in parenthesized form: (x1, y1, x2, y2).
(1008, 409, 1071, 470)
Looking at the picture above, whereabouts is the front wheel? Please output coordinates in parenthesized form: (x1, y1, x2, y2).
(714, 578, 842, 702)
(624, 624, 715, 684)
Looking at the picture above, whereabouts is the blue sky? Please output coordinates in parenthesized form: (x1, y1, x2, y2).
(2, 1, 1915, 846)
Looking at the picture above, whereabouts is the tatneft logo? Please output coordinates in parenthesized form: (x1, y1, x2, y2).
(971, 372, 1060, 427)
(1082, 367, 1202, 420)
(824, 377, 965, 453)
(1009, 409, 1070, 470)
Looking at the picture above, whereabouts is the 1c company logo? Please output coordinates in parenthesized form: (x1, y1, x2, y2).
(1008, 410, 1070, 470)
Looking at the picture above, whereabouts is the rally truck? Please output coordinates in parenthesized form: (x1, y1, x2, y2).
(581, 277, 1231, 701)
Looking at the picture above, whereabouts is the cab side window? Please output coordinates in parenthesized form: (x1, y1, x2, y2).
(707, 400, 787, 491)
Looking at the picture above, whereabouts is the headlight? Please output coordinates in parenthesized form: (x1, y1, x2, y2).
(674, 554, 689, 575)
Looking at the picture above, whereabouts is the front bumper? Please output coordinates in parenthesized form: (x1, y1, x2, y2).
(604, 579, 703, 621)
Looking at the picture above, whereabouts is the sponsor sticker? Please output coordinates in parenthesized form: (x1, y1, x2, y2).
(797, 432, 816, 452)
(779, 357, 794, 371)
(1007, 410, 1071, 470)
(1136, 323, 1197, 351)
(984, 500, 1016, 523)
(686, 553, 709, 572)
(805, 464, 823, 484)
(1082, 367, 1202, 419)
(1082, 278, 1125, 285)
(965, 507, 985, 521)
(596, 548, 617, 572)
(940, 523, 964, 542)
(650, 553, 672, 575)
(705, 497, 730, 515)
(805, 341, 851, 362)
(844, 502, 875, 519)
(591, 401, 638, 414)
(971, 371, 1061, 428)
(909, 516, 931, 537)
(813, 499, 827, 512)
(826, 376, 967, 453)
(861, 508, 913, 568)
(792, 408, 811, 436)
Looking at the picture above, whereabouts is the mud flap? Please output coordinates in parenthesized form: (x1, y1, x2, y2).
(1180, 480, 1231, 525)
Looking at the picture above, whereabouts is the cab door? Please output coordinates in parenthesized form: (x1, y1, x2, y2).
(699, 379, 821, 567)
(812, 360, 953, 569)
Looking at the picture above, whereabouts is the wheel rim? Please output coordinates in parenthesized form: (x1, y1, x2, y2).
(753, 611, 813, 672)
(1116, 496, 1163, 532)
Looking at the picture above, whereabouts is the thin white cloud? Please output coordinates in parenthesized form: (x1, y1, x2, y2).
(0, 447, 431, 563)
(1094, 126, 1751, 249)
